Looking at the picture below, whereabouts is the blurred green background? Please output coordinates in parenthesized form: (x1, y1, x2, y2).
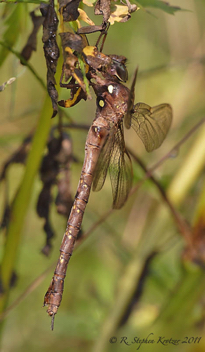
(0, 0, 205, 351)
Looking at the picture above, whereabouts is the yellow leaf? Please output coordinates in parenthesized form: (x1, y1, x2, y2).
(78, 9, 95, 25)
(82, 0, 95, 7)
(109, 4, 138, 25)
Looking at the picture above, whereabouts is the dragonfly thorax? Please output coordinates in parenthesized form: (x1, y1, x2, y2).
(95, 80, 130, 124)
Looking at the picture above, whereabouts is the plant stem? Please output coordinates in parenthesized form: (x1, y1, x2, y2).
(0, 93, 53, 338)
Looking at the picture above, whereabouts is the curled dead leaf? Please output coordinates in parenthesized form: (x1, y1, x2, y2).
(0, 77, 16, 92)
(77, 8, 95, 26)
(109, 4, 138, 25)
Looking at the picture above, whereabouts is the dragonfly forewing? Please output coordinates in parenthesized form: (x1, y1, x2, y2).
(131, 103, 172, 152)
(109, 123, 132, 209)
(93, 122, 132, 209)
(92, 125, 115, 192)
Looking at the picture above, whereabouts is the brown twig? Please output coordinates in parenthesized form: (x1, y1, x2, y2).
(127, 148, 192, 245)
(147, 117, 205, 174)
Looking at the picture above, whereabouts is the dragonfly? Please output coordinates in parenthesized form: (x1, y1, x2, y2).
(44, 67, 172, 328)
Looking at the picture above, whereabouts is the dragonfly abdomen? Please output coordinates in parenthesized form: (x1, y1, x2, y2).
(44, 124, 109, 325)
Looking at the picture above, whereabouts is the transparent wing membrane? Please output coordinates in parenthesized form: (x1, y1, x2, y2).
(92, 130, 114, 192)
(93, 122, 132, 209)
(109, 123, 132, 209)
(131, 103, 172, 152)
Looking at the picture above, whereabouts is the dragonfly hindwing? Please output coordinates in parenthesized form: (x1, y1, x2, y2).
(131, 102, 172, 152)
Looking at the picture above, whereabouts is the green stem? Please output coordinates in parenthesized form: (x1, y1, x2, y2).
(167, 124, 205, 206)
(0, 93, 53, 335)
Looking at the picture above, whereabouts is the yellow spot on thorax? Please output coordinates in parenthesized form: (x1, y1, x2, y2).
(99, 100, 104, 107)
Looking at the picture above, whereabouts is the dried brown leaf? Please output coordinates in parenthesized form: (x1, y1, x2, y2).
(59, 0, 81, 22)
(20, 11, 44, 63)
(41, 0, 59, 118)
(95, 0, 111, 23)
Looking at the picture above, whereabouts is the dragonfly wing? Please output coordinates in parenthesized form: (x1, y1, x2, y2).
(124, 68, 138, 129)
(131, 102, 172, 152)
(109, 123, 132, 209)
(92, 127, 115, 192)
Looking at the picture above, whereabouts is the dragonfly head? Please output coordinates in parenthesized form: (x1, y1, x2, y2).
(106, 55, 128, 82)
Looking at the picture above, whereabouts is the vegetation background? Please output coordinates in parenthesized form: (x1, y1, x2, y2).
(0, 0, 205, 351)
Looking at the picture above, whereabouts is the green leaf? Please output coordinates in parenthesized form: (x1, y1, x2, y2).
(136, 0, 184, 15)
(0, 5, 23, 67)
(78, 55, 91, 99)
